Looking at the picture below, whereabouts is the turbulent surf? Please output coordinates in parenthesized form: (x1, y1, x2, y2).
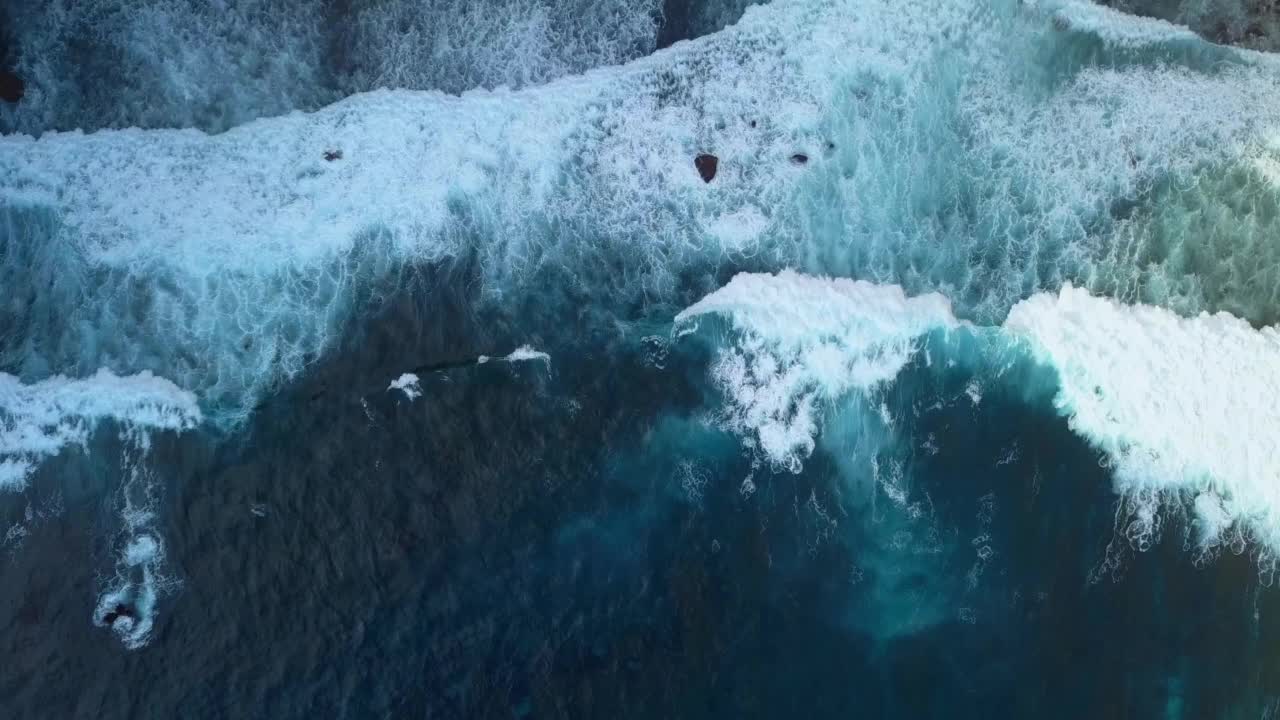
(1, 0, 1279, 716)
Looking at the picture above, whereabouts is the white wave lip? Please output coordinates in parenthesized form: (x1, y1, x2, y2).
(0, 369, 202, 491)
(504, 345, 551, 364)
(675, 269, 959, 471)
(95, 531, 165, 651)
(1004, 284, 1280, 550)
(683, 270, 1280, 557)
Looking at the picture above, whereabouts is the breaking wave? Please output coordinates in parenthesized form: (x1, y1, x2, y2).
(2, 0, 1280, 654)
(0, 369, 200, 491)
(677, 270, 1280, 576)
(0, 0, 770, 135)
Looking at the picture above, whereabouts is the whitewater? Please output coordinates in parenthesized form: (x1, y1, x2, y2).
(2, 0, 1280, 715)
(3, 0, 1277, 414)
(677, 270, 1280, 568)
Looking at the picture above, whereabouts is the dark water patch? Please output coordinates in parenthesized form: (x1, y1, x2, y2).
(5, 258, 1280, 717)
(855, 348, 1280, 717)
(657, 0, 761, 49)
(1102, 0, 1280, 52)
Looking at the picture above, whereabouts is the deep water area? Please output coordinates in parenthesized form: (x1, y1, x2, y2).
(3, 0, 1280, 717)
(6, 279, 1280, 718)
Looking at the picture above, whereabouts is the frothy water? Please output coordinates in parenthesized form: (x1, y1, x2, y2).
(0, 0, 769, 136)
(680, 271, 1280, 575)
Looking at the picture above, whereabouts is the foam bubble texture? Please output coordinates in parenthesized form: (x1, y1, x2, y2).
(0, 0, 333, 135)
(683, 270, 1280, 560)
(0, 0, 669, 135)
(0, 369, 201, 490)
(0, 0, 826, 420)
(388, 373, 422, 401)
(1005, 283, 1280, 551)
(2, 0, 1278, 424)
(675, 270, 958, 471)
(338, 0, 663, 97)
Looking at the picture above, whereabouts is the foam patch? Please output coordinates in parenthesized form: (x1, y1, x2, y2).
(2, 0, 1277, 427)
(681, 270, 1280, 560)
(675, 269, 959, 471)
(0, 369, 201, 491)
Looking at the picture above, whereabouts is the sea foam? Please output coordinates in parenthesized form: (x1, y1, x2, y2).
(675, 269, 959, 472)
(680, 271, 1280, 560)
(1005, 284, 1280, 552)
(3, 0, 1278, 427)
(0, 369, 202, 490)
(388, 373, 423, 401)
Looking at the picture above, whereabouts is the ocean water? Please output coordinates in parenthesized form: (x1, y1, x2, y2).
(3, 0, 1280, 717)
(0, 0, 763, 136)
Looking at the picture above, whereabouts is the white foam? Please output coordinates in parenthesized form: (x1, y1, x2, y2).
(1193, 492, 1233, 548)
(705, 206, 769, 251)
(124, 534, 161, 566)
(503, 345, 551, 364)
(478, 345, 550, 366)
(0, 369, 202, 491)
(2, 0, 1278, 426)
(0, 459, 32, 492)
(95, 572, 160, 651)
(93, 448, 174, 650)
(1071, 0, 1280, 52)
(341, 0, 664, 97)
(684, 270, 1280, 558)
(387, 373, 423, 401)
(675, 270, 959, 470)
(2, 0, 670, 135)
(1004, 283, 1280, 551)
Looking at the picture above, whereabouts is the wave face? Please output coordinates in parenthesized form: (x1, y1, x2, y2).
(4, 0, 1280, 716)
(681, 271, 1280, 570)
(0, 369, 199, 491)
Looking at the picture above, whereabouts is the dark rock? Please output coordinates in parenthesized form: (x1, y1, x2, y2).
(0, 70, 23, 103)
(323, 149, 343, 161)
(695, 153, 718, 183)
(790, 153, 809, 165)
(102, 603, 134, 626)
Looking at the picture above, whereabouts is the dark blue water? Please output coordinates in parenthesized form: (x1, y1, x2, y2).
(2, 260, 1278, 718)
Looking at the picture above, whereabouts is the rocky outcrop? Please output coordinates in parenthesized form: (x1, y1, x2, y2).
(695, 153, 718, 183)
